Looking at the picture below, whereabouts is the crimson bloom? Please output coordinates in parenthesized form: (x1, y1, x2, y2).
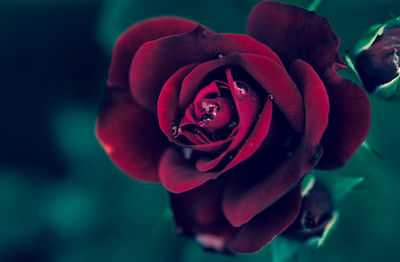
(96, 0, 370, 253)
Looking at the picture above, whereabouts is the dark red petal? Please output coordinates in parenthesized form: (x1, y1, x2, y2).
(178, 54, 302, 132)
(169, 179, 237, 252)
(316, 69, 371, 169)
(178, 53, 303, 171)
(108, 17, 199, 88)
(157, 64, 234, 152)
(157, 64, 198, 143)
(234, 54, 304, 132)
(227, 186, 302, 253)
(159, 148, 220, 193)
(96, 88, 169, 182)
(195, 68, 263, 172)
(130, 27, 282, 111)
(247, 0, 345, 74)
(222, 60, 329, 227)
(224, 98, 273, 170)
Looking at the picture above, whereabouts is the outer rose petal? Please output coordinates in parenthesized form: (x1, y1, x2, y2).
(247, 0, 345, 74)
(226, 186, 302, 253)
(108, 17, 199, 88)
(170, 180, 301, 254)
(96, 88, 169, 182)
(169, 179, 237, 253)
(130, 26, 283, 111)
(223, 60, 329, 227)
(159, 148, 220, 193)
(316, 69, 371, 169)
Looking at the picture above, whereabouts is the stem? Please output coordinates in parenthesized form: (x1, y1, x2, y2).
(307, 0, 323, 11)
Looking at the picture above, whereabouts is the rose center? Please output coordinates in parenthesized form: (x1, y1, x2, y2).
(196, 96, 235, 133)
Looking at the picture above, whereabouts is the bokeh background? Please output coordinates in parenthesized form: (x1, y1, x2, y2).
(1, 0, 400, 261)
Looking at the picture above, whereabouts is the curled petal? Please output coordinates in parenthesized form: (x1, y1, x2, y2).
(316, 69, 370, 169)
(159, 148, 220, 193)
(130, 27, 282, 111)
(222, 60, 329, 227)
(226, 186, 302, 253)
(109, 17, 199, 88)
(247, 0, 345, 74)
(96, 88, 169, 182)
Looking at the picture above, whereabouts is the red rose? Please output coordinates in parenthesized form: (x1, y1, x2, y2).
(96, 0, 370, 254)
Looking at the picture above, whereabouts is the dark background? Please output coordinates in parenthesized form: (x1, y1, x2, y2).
(1, 0, 400, 261)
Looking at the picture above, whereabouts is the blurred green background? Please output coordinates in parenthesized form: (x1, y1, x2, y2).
(1, 0, 400, 261)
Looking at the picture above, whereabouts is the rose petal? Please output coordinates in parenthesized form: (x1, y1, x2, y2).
(179, 54, 304, 132)
(157, 64, 198, 142)
(226, 186, 302, 253)
(96, 88, 169, 182)
(222, 59, 329, 227)
(247, 0, 345, 74)
(157, 64, 234, 152)
(316, 69, 370, 169)
(159, 148, 220, 193)
(108, 17, 199, 88)
(178, 53, 303, 173)
(195, 68, 263, 172)
(169, 179, 237, 253)
(130, 27, 283, 111)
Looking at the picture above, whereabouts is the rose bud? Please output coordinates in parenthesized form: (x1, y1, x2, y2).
(96, 0, 370, 254)
(354, 17, 400, 99)
(283, 180, 335, 241)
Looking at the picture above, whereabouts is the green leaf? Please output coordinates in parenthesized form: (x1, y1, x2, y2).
(307, 0, 323, 11)
(343, 52, 363, 87)
(316, 173, 366, 202)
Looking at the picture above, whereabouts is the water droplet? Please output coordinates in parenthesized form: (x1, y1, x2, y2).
(228, 155, 234, 160)
(268, 94, 274, 100)
(228, 121, 237, 129)
(217, 53, 224, 59)
(171, 124, 182, 138)
(200, 114, 214, 121)
(234, 82, 248, 100)
(251, 95, 257, 102)
(182, 148, 194, 160)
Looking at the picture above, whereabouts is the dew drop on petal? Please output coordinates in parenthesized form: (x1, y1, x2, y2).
(228, 121, 237, 129)
(234, 81, 248, 100)
(268, 94, 274, 100)
(182, 147, 194, 160)
(171, 124, 182, 138)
